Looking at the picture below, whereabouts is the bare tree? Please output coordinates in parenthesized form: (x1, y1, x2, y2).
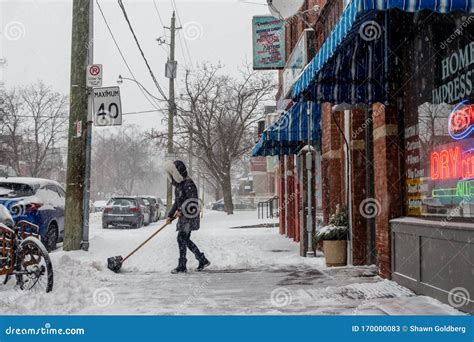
(0, 81, 67, 178)
(20, 81, 68, 177)
(92, 126, 159, 199)
(0, 88, 24, 174)
(173, 63, 275, 214)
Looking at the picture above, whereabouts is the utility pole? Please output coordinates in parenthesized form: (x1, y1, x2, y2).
(165, 12, 180, 212)
(64, 0, 91, 251)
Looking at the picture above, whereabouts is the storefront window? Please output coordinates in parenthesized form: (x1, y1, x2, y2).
(402, 13, 474, 220)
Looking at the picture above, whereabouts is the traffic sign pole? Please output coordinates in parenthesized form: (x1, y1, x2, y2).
(81, 0, 94, 252)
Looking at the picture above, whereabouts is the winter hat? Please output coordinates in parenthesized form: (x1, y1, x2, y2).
(174, 160, 188, 179)
(164, 160, 187, 183)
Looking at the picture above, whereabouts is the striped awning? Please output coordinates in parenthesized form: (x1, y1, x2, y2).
(291, 0, 474, 99)
(252, 102, 321, 157)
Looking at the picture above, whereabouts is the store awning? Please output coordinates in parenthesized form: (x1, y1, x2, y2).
(291, 0, 474, 100)
(252, 102, 321, 157)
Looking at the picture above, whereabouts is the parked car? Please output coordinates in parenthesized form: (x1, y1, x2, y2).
(157, 198, 166, 218)
(140, 196, 160, 222)
(102, 197, 150, 229)
(0, 177, 65, 252)
(92, 200, 108, 213)
(211, 198, 256, 211)
(137, 197, 152, 226)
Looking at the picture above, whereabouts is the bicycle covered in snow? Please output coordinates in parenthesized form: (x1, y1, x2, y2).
(0, 205, 53, 293)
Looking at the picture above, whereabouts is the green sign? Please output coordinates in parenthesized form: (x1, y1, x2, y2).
(252, 16, 285, 70)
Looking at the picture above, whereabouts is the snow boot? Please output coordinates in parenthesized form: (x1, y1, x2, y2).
(196, 254, 210, 271)
(171, 258, 187, 274)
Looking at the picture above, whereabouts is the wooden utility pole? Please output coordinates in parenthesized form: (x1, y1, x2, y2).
(64, 0, 91, 251)
(166, 12, 178, 212)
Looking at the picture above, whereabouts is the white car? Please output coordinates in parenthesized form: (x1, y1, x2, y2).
(93, 200, 108, 213)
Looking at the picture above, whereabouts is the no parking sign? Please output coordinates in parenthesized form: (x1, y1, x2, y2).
(87, 64, 103, 88)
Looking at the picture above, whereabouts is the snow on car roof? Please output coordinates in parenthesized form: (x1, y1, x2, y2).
(0, 177, 62, 188)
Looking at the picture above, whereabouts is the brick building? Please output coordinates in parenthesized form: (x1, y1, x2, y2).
(253, 0, 474, 313)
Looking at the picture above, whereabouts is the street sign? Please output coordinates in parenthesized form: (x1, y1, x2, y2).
(75, 120, 82, 138)
(87, 64, 103, 87)
(93, 87, 122, 127)
(165, 61, 177, 79)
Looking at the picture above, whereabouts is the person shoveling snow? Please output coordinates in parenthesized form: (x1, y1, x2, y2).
(165, 160, 210, 274)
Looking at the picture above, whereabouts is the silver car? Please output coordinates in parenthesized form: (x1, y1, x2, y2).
(102, 197, 150, 229)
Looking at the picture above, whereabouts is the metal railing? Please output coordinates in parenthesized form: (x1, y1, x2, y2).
(257, 196, 279, 219)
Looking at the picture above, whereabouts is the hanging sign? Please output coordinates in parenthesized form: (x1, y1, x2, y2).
(252, 16, 285, 70)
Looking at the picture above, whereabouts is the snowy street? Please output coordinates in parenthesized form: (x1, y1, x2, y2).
(0, 211, 463, 315)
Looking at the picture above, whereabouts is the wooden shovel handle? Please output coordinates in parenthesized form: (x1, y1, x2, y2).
(122, 220, 172, 263)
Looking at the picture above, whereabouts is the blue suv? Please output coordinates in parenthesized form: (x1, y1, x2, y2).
(0, 177, 65, 251)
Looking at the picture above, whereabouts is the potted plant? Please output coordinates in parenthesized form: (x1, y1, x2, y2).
(315, 205, 348, 267)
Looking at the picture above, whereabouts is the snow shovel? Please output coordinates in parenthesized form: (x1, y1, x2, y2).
(107, 219, 174, 273)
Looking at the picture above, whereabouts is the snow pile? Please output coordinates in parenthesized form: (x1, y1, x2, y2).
(0, 211, 464, 315)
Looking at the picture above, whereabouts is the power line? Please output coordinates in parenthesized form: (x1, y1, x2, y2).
(170, 0, 194, 69)
(177, 30, 190, 70)
(152, 0, 170, 56)
(117, 0, 169, 102)
(96, 0, 163, 111)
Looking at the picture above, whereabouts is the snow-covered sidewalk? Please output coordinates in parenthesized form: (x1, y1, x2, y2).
(0, 211, 463, 315)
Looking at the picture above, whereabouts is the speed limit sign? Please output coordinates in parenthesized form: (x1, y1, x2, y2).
(93, 87, 122, 127)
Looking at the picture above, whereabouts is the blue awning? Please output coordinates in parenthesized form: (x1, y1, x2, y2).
(291, 0, 474, 99)
(252, 102, 321, 157)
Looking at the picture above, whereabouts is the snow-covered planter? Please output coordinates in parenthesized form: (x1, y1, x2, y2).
(315, 205, 348, 267)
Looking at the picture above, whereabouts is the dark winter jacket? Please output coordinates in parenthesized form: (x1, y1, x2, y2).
(165, 160, 200, 232)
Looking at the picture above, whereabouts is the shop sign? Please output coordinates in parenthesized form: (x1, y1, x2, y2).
(282, 29, 313, 98)
(429, 100, 474, 200)
(252, 16, 285, 70)
(432, 41, 474, 104)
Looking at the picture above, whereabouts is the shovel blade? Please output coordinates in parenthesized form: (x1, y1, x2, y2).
(107, 256, 123, 273)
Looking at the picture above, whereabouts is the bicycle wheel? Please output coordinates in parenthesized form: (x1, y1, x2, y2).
(16, 237, 53, 293)
(0, 225, 15, 287)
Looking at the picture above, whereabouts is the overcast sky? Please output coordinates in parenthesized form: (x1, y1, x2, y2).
(0, 0, 272, 130)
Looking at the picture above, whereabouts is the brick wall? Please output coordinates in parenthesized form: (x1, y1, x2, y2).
(278, 157, 286, 235)
(321, 103, 345, 224)
(372, 103, 404, 279)
(350, 109, 368, 266)
(287, 155, 296, 239)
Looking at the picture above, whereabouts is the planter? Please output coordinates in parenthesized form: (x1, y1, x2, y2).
(323, 240, 347, 267)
